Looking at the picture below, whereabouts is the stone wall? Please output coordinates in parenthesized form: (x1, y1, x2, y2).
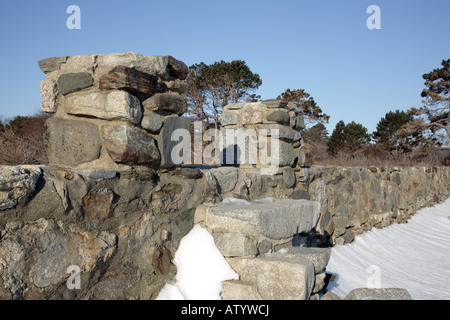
(0, 164, 448, 299)
(39, 52, 190, 171)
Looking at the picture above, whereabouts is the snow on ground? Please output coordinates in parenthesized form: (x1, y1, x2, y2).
(156, 224, 238, 300)
(326, 197, 450, 300)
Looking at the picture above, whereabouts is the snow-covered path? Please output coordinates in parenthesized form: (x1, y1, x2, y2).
(326, 198, 450, 300)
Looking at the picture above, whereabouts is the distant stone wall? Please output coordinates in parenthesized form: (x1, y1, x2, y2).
(39, 52, 190, 171)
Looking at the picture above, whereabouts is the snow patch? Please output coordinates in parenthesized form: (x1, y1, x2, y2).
(326, 197, 450, 300)
(221, 197, 274, 205)
(156, 224, 239, 300)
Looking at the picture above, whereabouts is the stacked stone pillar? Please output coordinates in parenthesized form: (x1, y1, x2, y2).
(39, 52, 190, 171)
(220, 100, 306, 172)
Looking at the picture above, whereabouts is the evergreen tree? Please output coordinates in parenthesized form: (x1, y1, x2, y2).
(372, 110, 413, 150)
(327, 120, 370, 155)
(277, 89, 329, 126)
(409, 59, 450, 141)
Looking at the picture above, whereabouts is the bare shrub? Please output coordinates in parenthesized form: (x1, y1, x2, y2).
(0, 113, 49, 165)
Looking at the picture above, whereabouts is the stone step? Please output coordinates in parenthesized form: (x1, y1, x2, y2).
(221, 247, 331, 300)
(204, 199, 321, 240)
(225, 251, 315, 300)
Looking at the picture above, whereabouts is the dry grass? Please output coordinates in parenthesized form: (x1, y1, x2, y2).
(303, 139, 450, 167)
(0, 114, 49, 165)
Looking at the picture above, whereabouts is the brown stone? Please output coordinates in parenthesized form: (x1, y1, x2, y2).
(99, 65, 166, 99)
(152, 246, 174, 275)
(82, 189, 115, 219)
(38, 56, 68, 74)
(167, 56, 188, 80)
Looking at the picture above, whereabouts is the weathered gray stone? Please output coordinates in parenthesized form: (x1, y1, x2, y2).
(227, 253, 315, 300)
(207, 199, 321, 240)
(261, 99, 292, 110)
(291, 115, 306, 131)
(74, 169, 117, 180)
(266, 110, 290, 125)
(164, 80, 188, 93)
(40, 79, 58, 113)
(258, 124, 302, 142)
(213, 232, 257, 257)
(158, 116, 191, 167)
(262, 139, 298, 167)
(344, 288, 413, 300)
(221, 280, 263, 300)
(101, 124, 160, 165)
(66, 91, 143, 124)
(38, 56, 68, 74)
(240, 111, 263, 125)
(206, 167, 239, 194)
(143, 92, 187, 115)
(0, 218, 116, 297)
(284, 247, 331, 274)
(220, 113, 238, 126)
(141, 111, 165, 133)
(57, 73, 94, 95)
(282, 168, 296, 188)
(0, 166, 42, 211)
(44, 118, 101, 167)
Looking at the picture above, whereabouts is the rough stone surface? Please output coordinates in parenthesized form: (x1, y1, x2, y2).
(207, 199, 321, 240)
(167, 56, 188, 80)
(44, 118, 101, 167)
(99, 65, 163, 98)
(143, 92, 187, 115)
(220, 113, 238, 126)
(57, 73, 94, 95)
(259, 124, 302, 142)
(38, 56, 68, 74)
(40, 79, 58, 113)
(206, 167, 239, 194)
(0, 166, 42, 211)
(0, 218, 116, 298)
(82, 188, 115, 219)
(283, 247, 331, 274)
(101, 125, 160, 165)
(221, 280, 262, 300)
(227, 254, 315, 300)
(344, 288, 413, 300)
(213, 232, 257, 257)
(158, 116, 191, 167)
(140, 110, 165, 133)
(66, 91, 143, 124)
(240, 111, 263, 125)
(266, 110, 290, 125)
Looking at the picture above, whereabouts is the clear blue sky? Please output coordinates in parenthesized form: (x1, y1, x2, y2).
(0, 0, 449, 134)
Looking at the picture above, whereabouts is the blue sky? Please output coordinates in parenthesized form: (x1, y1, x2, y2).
(0, 0, 449, 134)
